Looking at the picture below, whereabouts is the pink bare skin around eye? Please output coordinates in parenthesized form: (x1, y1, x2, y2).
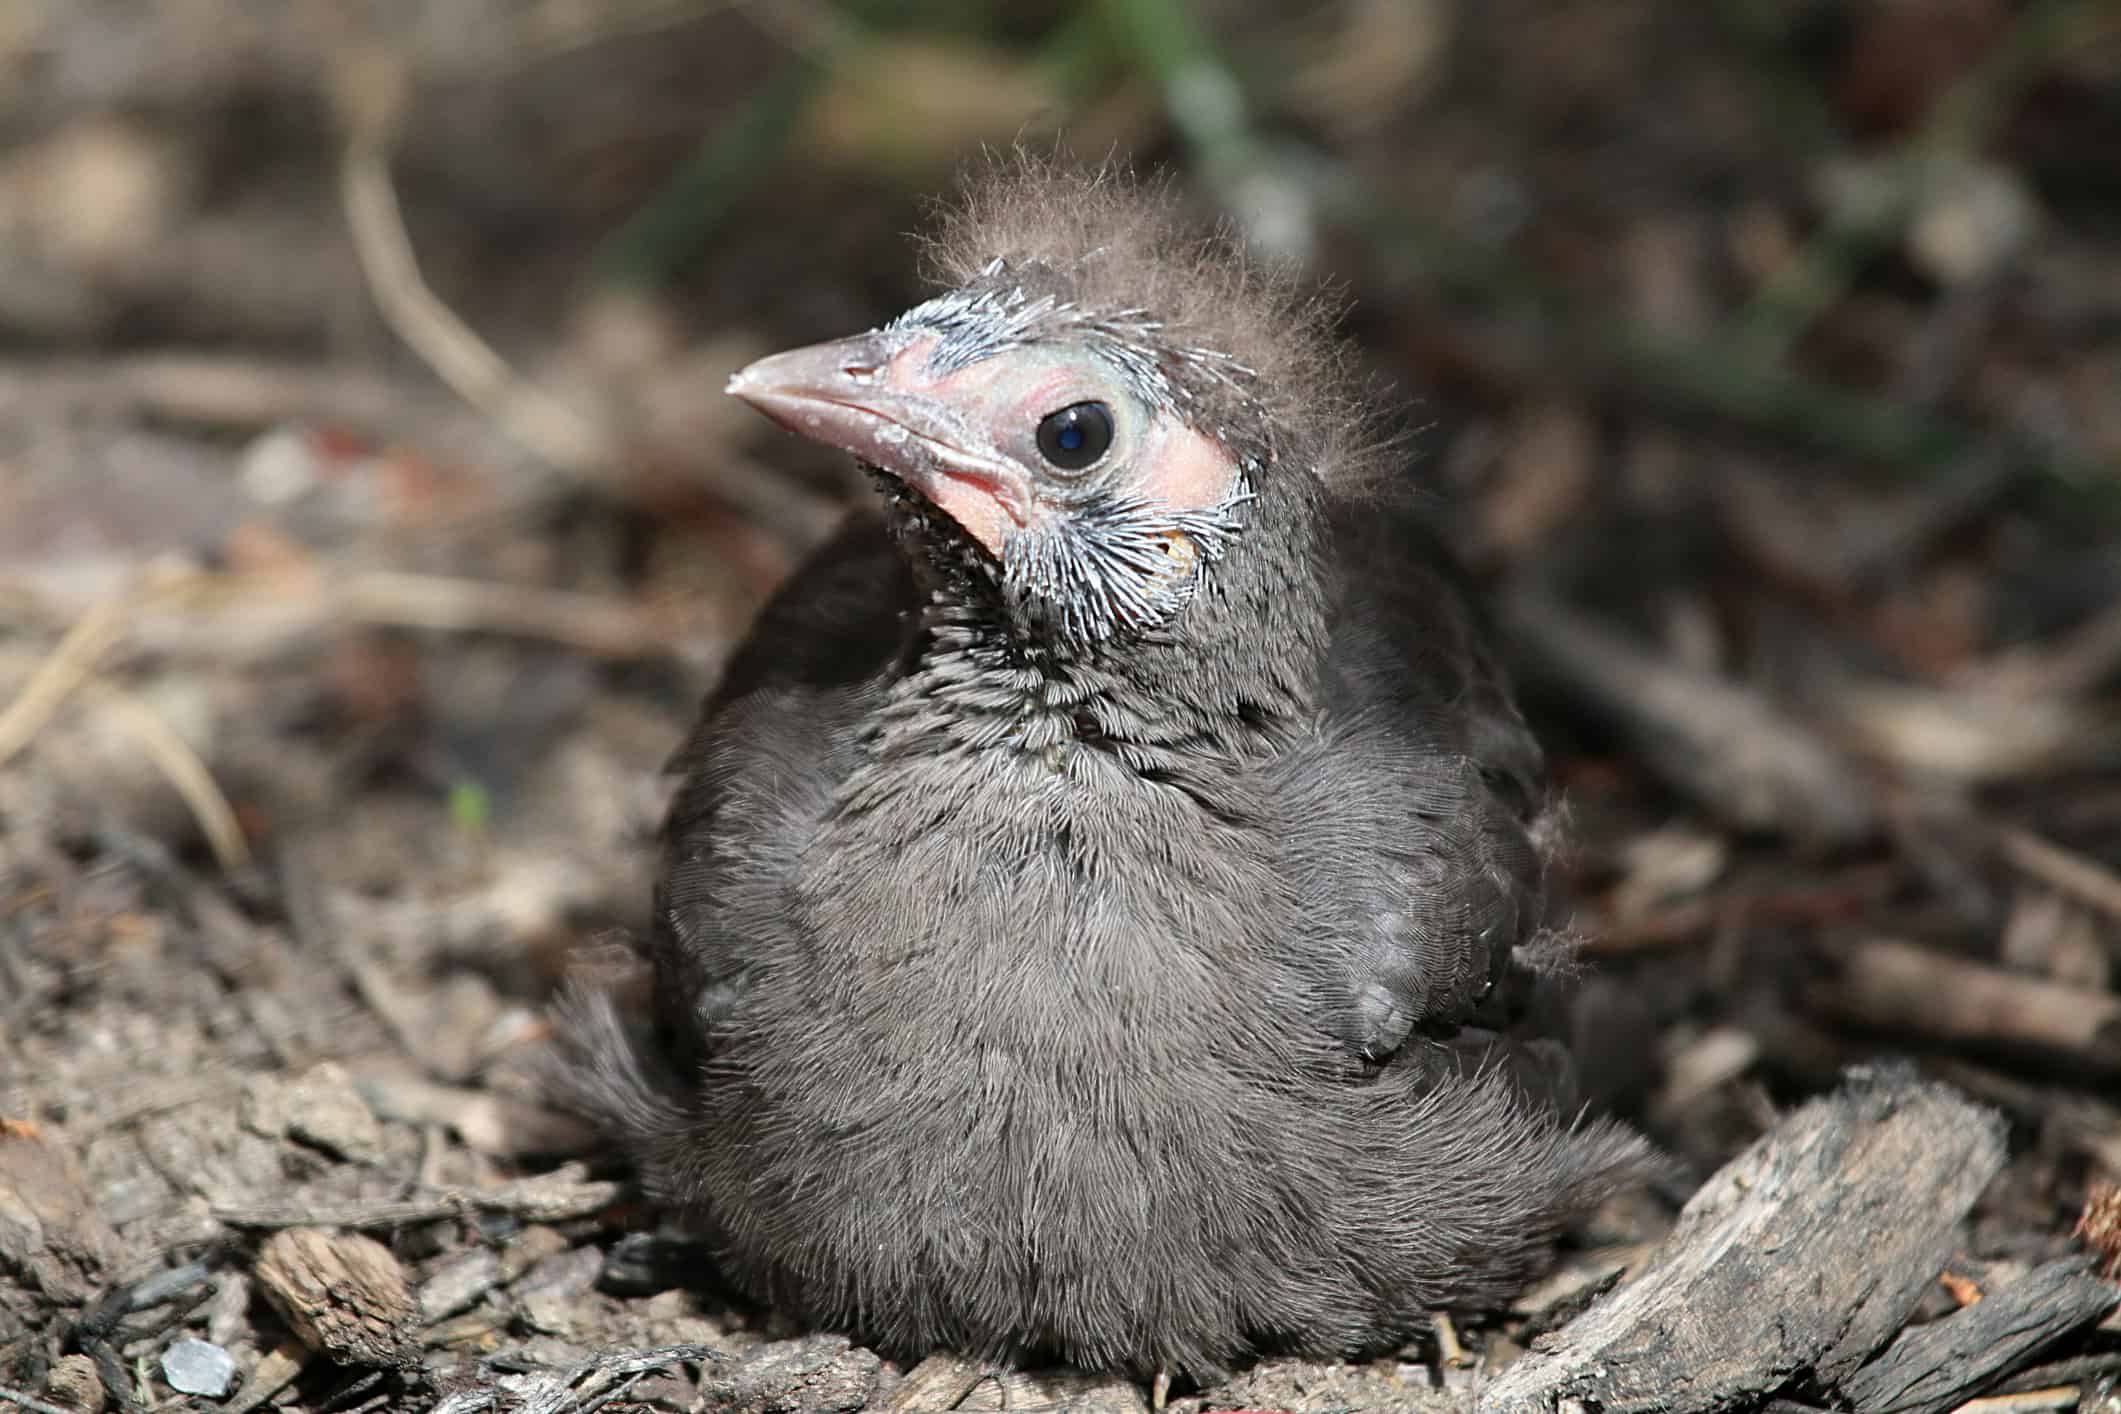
(904, 349, 1242, 548)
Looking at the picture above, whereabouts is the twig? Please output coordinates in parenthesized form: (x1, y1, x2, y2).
(0, 1387, 76, 1414)
(1948, 1389, 2081, 1414)
(1432, 1311, 1468, 1369)
(339, 570, 677, 658)
(0, 590, 129, 769)
(1814, 937, 2121, 1074)
(1503, 590, 1875, 845)
(339, 132, 613, 474)
(1979, 597, 2121, 701)
(1996, 1355, 2121, 1397)
(211, 1166, 620, 1230)
(80, 680, 251, 872)
(0, 569, 687, 668)
(1589, 865, 1898, 954)
(75, 1080, 222, 1136)
(0, 354, 457, 439)
(225, 1341, 310, 1414)
(1823, 677, 2119, 782)
(1997, 827, 2121, 925)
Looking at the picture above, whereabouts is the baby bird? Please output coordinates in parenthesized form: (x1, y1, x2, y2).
(560, 159, 1645, 1381)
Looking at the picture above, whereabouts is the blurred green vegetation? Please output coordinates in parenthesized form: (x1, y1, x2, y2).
(585, 0, 2119, 518)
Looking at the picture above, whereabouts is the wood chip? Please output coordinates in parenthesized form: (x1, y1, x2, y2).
(1838, 1257, 2119, 1414)
(703, 1333, 881, 1414)
(356, 1071, 596, 1158)
(1478, 1067, 2006, 1414)
(1948, 1388, 2083, 1414)
(2079, 1182, 2121, 1279)
(0, 1125, 118, 1306)
(39, 1355, 103, 1413)
(1998, 827, 2121, 926)
(223, 1340, 310, 1414)
(253, 1227, 418, 1369)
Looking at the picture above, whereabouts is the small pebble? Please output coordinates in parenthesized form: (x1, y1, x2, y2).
(162, 1337, 238, 1398)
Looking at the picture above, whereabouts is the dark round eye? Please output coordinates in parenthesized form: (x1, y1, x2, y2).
(1034, 402, 1114, 472)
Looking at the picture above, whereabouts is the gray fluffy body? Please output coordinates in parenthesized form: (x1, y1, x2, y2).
(557, 159, 1648, 1380)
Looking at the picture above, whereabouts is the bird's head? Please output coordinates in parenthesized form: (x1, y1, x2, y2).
(727, 159, 1374, 661)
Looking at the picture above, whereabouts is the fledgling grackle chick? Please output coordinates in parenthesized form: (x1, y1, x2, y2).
(558, 158, 1648, 1381)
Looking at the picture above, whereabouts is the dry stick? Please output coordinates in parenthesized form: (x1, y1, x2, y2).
(339, 133, 613, 475)
(1503, 589, 1875, 846)
(223, 1341, 310, 1414)
(211, 1165, 620, 1230)
(339, 570, 675, 659)
(0, 590, 129, 768)
(1949, 1389, 2082, 1414)
(0, 1388, 76, 1414)
(1997, 826, 2121, 924)
(1996, 597, 2121, 700)
(0, 586, 248, 874)
(80, 680, 251, 872)
(881, 1354, 992, 1414)
(52, 568, 681, 663)
(339, 115, 843, 547)
(0, 354, 448, 439)
(1588, 864, 1898, 955)
(1816, 937, 2121, 1074)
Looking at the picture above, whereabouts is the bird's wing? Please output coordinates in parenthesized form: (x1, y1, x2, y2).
(644, 511, 916, 1080)
(1275, 494, 1559, 1066)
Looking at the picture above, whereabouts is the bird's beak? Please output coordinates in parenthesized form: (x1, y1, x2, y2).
(726, 332, 1034, 555)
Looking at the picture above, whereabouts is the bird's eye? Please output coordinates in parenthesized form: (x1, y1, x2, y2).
(1034, 402, 1114, 473)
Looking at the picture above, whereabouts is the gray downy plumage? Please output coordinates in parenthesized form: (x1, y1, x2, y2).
(555, 156, 1649, 1381)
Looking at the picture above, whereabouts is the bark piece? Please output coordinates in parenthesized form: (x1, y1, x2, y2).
(42, 1353, 106, 1412)
(1838, 1257, 2119, 1414)
(702, 1334, 881, 1414)
(241, 1061, 386, 1164)
(253, 1227, 419, 1369)
(1478, 1067, 2006, 1414)
(0, 1123, 118, 1307)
